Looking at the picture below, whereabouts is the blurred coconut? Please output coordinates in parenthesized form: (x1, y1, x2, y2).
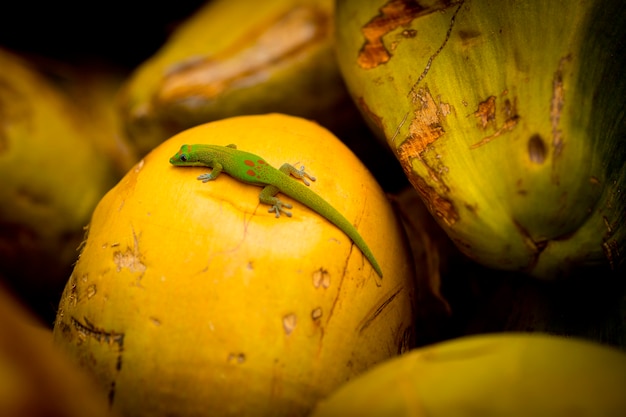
(0, 49, 133, 322)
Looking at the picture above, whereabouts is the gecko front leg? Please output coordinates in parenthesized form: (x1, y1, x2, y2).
(259, 185, 293, 217)
(197, 162, 223, 183)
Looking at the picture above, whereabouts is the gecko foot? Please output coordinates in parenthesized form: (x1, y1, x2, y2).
(268, 200, 293, 218)
(197, 173, 217, 183)
(296, 166, 316, 186)
(280, 163, 317, 186)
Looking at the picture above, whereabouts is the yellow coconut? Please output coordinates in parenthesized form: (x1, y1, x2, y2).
(311, 333, 626, 417)
(53, 114, 416, 417)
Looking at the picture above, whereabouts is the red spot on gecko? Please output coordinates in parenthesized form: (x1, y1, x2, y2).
(246, 169, 256, 177)
(244, 159, 255, 167)
(258, 159, 267, 164)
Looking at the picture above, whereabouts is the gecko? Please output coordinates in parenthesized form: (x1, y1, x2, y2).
(169, 144, 383, 278)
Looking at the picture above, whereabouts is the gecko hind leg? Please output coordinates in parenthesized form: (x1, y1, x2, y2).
(259, 185, 293, 218)
(278, 164, 316, 186)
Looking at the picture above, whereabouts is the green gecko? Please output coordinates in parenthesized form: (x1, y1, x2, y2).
(169, 144, 383, 278)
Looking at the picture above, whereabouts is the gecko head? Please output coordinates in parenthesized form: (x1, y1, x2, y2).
(169, 144, 199, 166)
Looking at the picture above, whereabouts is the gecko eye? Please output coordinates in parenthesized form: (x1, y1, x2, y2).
(179, 154, 188, 162)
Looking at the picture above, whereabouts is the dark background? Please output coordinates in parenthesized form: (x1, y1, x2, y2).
(0, 1, 206, 68)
